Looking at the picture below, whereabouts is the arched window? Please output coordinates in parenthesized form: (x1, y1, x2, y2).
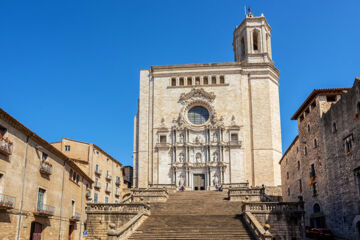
(187, 106, 210, 125)
(72, 172, 76, 181)
(179, 77, 184, 86)
(332, 122, 337, 133)
(304, 146, 308, 156)
(297, 161, 300, 170)
(313, 203, 321, 213)
(187, 77, 192, 86)
(307, 124, 311, 133)
(314, 139, 317, 148)
(241, 37, 245, 57)
(203, 76, 208, 85)
(195, 77, 200, 85)
(171, 78, 176, 86)
(357, 102, 360, 113)
(253, 31, 259, 51)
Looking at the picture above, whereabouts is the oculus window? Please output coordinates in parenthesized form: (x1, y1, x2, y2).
(187, 106, 209, 125)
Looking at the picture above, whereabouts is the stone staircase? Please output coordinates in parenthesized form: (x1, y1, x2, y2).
(128, 191, 255, 239)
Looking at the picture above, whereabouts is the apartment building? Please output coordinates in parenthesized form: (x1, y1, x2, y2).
(281, 78, 360, 238)
(52, 138, 124, 203)
(0, 108, 93, 240)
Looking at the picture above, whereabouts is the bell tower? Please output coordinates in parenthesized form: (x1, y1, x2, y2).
(233, 9, 273, 63)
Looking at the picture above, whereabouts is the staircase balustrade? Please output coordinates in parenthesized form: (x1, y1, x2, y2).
(242, 212, 272, 240)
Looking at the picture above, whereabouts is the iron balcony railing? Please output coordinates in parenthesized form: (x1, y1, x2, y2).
(40, 161, 52, 175)
(70, 212, 81, 221)
(115, 191, 120, 197)
(0, 193, 16, 209)
(0, 137, 13, 155)
(36, 204, 55, 216)
(86, 190, 92, 199)
(105, 187, 111, 193)
(95, 168, 102, 175)
(94, 182, 101, 189)
(115, 178, 121, 185)
(106, 174, 112, 181)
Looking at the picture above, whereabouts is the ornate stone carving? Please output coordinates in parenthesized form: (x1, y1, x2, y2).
(179, 88, 216, 103)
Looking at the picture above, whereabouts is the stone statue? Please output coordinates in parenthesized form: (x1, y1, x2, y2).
(195, 153, 201, 163)
(213, 132, 218, 142)
(179, 174, 185, 186)
(179, 153, 184, 162)
(213, 152, 218, 162)
(107, 223, 121, 240)
(179, 133, 184, 143)
(213, 174, 220, 186)
(195, 136, 200, 144)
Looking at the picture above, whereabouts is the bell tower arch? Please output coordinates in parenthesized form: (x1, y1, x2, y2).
(233, 9, 272, 63)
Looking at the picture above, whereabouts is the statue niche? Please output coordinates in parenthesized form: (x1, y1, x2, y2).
(212, 152, 219, 162)
(178, 152, 185, 163)
(195, 152, 202, 163)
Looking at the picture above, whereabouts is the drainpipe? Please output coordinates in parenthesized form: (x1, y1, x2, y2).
(58, 160, 66, 240)
(16, 134, 32, 240)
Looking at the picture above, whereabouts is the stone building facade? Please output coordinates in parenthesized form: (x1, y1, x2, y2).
(281, 79, 360, 238)
(52, 138, 124, 203)
(133, 12, 282, 189)
(0, 108, 93, 240)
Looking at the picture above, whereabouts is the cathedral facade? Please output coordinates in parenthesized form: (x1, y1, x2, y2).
(133, 12, 282, 189)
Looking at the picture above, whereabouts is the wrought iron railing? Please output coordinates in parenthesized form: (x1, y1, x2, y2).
(0, 193, 16, 209)
(36, 204, 55, 216)
(0, 137, 13, 155)
(40, 161, 52, 175)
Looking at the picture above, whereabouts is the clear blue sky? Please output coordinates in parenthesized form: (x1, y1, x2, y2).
(1, 0, 359, 167)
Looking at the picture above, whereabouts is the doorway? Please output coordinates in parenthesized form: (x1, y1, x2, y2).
(193, 174, 205, 190)
(30, 222, 42, 240)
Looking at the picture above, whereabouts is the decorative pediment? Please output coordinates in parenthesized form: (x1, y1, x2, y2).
(179, 88, 216, 102)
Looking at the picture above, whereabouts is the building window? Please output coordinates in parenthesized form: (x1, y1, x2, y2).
(71, 200, 75, 216)
(314, 139, 317, 148)
(357, 102, 360, 114)
(96, 164, 99, 172)
(179, 77, 184, 86)
(171, 78, 176, 86)
(253, 31, 259, 51)
(65, 145, 70, 151)
(0, 126, 7, 137)
(300, 114, 304, 122)
(187, 77, 192, 86)
(230, 133, 238, 142)
(286, 172, 289, 179)
(105, 197, 109, 203)
(332, 122, 337, 133)
(298, 179, 302, 193)
(241, 37, 245, 57)
(311, 101, 316, 109)
(37, 188, 46, 210)
(203, 77, 208, 85)
(344, 134, 354, 154)
(312, 182, 318, 197)
(160, 135, 167, 143)
(195, 77, 200, 85)
(94, 193, 98, 203)
(354, 168, 360, 197)
(220, 76, 225, 84)
(310, 164, 316, 178)
(307, 124, 311, 133)
(42, 153, 48, 160)
(296, 147, 299, 153)
(211, 76, 216, 84)
(187, 106, 210, 125)
(326, 95, 336, 102)
(297, 161, 300, 170)
(287, 188, 290, 196)
(286, 158, 288, 165)
(304, 146, 308, 156)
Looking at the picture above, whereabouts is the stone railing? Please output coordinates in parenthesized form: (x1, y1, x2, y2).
(0, 193, 16, 209)
(131, 188, 169, 202)
(107, 211, 149, 240)
(86, 202, 150, 214)
(242, 202, 304, 213)
(86, 202, 150, 240)
(148, 184, 177, 193)
(222, 182, 249, 189)
(70, 212, 81, 221)
(228, 187, 263, 201)
(243, 212, 272, 240)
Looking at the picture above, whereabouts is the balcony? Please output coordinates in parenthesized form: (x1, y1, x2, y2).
(35, 204, 55, 216)
(0, 136, 13, 155)
(105, 187, 111, 193)
(0, 194, 16, 209)
(39, 161, 52, 175)
(70, 212, 81, 222)
(94, 182, 101, 189)
(115, 178, 121, 185)
(115, 191, 120, 197)
(106, 174, 112, 181)
(95, 169, 102, 176)
(229, 140, 242, 147)
(86, 190, 92, 200)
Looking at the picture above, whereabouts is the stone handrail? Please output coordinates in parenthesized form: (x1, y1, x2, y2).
(119, 195, 132, 204)
(148, 184, 176, 189)
(86, 203, 150, 214)
(222, 182, 249, 189)
(107, 211, 150, 240)
(243, 212, 272, 240)
(242, 202, 304, 213)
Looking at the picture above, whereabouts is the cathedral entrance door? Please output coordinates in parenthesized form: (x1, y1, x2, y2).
(193, 174, 205, 190)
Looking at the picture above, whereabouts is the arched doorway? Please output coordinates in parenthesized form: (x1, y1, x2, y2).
(69, 224, 75, 240)
(310, 203, 326, 228)
(30, 222, 42, 240)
